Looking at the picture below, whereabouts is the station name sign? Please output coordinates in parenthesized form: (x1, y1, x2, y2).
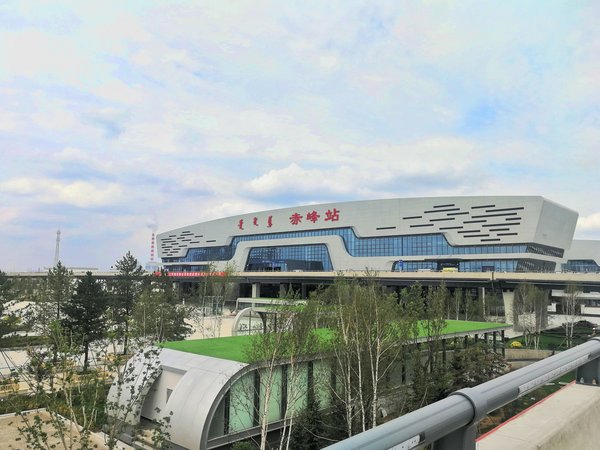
(237, 208, 341, 230)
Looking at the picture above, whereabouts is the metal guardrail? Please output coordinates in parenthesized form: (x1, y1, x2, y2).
(324, 338, 600, 450)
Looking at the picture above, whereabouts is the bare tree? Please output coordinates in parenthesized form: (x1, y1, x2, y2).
(319, 275, 405, 436)
(513, 283, 547, 349)
(562, 283, 581, 348)
(232, 301, 318, 450)
(190, 262, 237, 338)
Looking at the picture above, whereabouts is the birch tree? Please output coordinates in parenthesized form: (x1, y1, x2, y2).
(320, 276, 404, 436)
(514, 283, 546, 349)
(240, 301, 320, 450)
(562, 283, 581, 348)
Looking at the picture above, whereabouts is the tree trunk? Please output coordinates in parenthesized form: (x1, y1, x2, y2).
(83, 342, 89, 372)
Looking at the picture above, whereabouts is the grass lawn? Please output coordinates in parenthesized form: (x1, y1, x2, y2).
(163, 319, 509, 363)
(507, 325, 595, 350)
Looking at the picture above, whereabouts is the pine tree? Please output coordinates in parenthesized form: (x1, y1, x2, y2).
(109, 251, 144, 354)
(62, 272, 107, 371)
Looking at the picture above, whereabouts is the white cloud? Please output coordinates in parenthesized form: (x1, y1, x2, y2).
(0, 207, 19, 227)
(578, 213, 600, 232)
(246, 137, 481, 198)
(1, 1, 600, 268)
(0, 29, 101, 86)
(0, 177, 124, 208)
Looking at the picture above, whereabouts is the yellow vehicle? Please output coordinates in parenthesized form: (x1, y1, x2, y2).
(441, 267, 458, 273)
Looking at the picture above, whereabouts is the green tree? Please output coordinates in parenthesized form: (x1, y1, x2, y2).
(110, 252, 144, 354)
(62, 272, 107, 371)
(486, 289, 504, 318)
(11, 329, 171, 450)
(289, 397, 325, 450)
(46, 262, 74, 321)
(0, 269, 18, 338)
(241, 298, 321, 450)
(318, 276, 404, 436)
(406, 284, 451, 410)
(32, 263, 74, 362)
(133, 270, 192, 343)
(450, 343, 508, 391)
(13, 324, 106, 450)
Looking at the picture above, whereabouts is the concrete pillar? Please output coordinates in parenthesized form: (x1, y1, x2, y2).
(301, 283, 307, 299)
(251, 282, 261, 298)
(502, 290, 515, 324)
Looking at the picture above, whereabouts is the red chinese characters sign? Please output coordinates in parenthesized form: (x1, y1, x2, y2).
(236, 209, 340, 230)
(324, 208, 340, 222)
(306, 210, 320, 223)
(289, 213, 303, 225)
(288, 208, 340, 225)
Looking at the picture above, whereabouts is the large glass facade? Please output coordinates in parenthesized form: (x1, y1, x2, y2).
(245, 245, 332, 271)
(393, 259, 555, 272)
(161, 228, 562, 272)
(164, 228, 562, 262)
(562, 260, 600, 273)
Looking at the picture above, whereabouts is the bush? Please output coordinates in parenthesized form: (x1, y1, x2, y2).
(231, 441, 257, 450)
(510, 341, 523, 348)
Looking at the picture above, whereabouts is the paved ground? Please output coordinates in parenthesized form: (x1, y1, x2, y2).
(0, 410, 133, 449)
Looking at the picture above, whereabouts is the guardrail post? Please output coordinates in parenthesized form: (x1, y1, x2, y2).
(577, 338, 600, 386)
(433, 388, 487, 450)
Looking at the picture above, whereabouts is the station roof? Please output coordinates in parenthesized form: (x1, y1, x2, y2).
(162, 320, 510, 363)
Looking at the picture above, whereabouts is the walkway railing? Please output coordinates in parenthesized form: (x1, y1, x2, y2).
(324, 338, 600, 450)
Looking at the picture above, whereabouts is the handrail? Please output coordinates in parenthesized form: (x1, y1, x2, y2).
(324, 338, 600, 450)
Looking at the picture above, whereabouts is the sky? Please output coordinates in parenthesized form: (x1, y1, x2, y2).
(0, 0, 598, 271)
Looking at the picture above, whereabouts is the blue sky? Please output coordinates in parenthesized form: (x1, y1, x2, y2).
(0, 0, 598, 271)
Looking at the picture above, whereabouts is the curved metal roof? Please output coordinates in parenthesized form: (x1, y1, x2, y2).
(108, 347, 247, 450)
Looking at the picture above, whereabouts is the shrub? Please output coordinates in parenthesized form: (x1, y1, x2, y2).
(510, 341, 523, 348)
(231, 441, 257, 450)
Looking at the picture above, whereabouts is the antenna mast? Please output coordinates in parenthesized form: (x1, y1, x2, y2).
(54, 229, 61, 266)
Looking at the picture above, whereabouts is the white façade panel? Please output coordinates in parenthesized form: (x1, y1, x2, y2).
(563, 240, 600, 266)
(157, 196, 578, 259)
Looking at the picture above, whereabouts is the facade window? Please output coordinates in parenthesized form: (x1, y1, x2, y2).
(245, 245, 332, 271)
(562, 260, 600, 273)
(161, 228, 564, 273)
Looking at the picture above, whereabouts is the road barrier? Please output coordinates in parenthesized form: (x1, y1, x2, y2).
(324, 338, 600, 450)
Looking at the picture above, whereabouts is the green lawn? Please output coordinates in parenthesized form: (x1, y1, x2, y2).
(507, 325, 595, 350)
(163, 320, 509, 363)
(162, 335, 254, 363)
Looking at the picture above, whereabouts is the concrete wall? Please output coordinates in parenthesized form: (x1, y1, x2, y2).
(478, 383, 600, 450)
(505, 348, 554, 360)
